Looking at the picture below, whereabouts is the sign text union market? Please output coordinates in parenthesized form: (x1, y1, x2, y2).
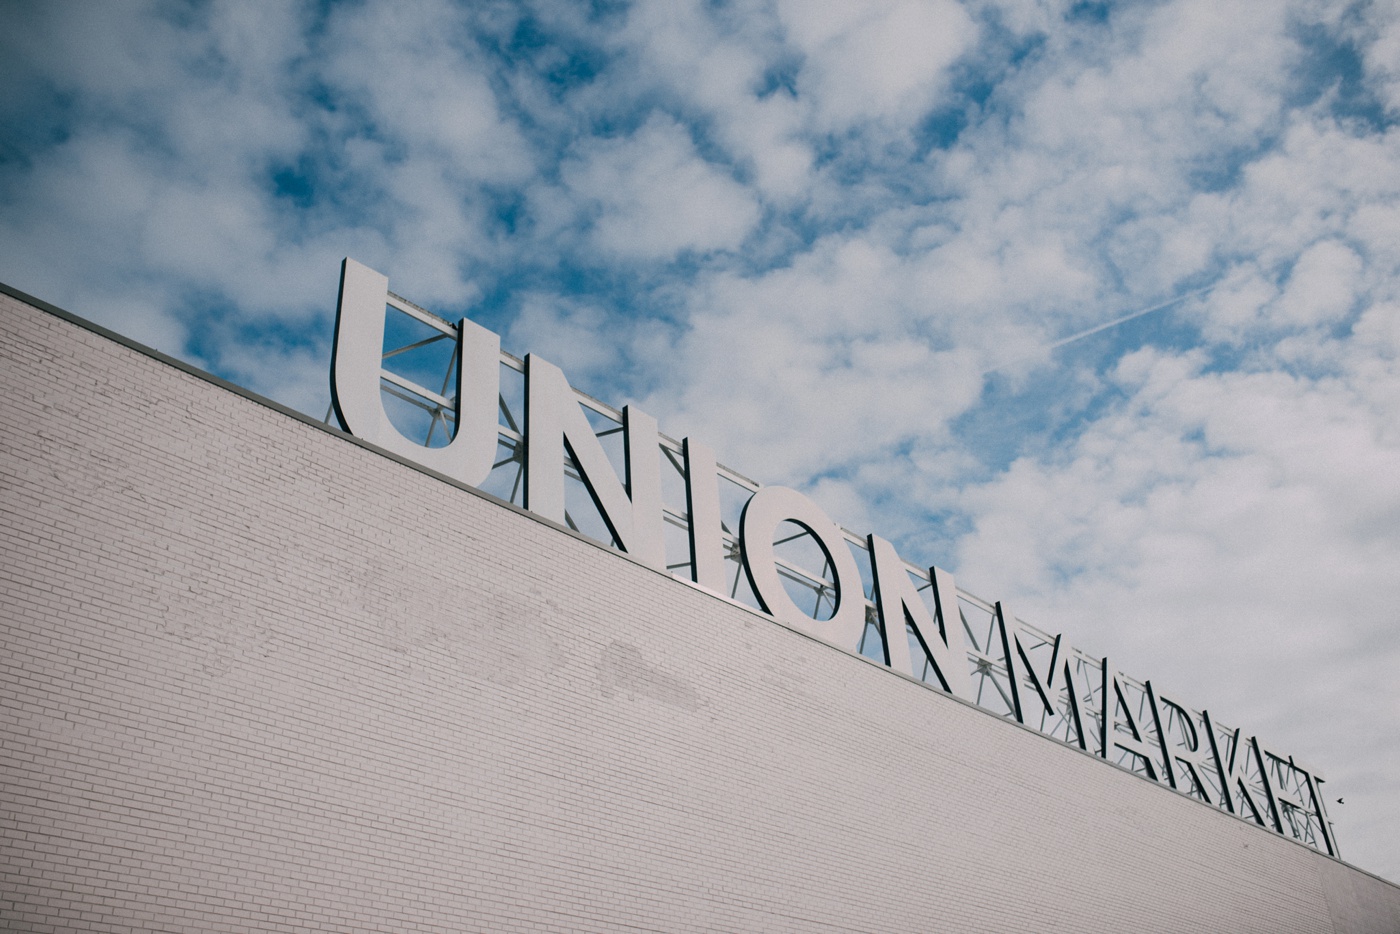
(330, 258, 1338, 858)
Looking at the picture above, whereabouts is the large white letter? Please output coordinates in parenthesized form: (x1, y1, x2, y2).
(1203, 718, 1274, 829)
(524, 354, 664, 569)
(1155, 694, 1219, 802)
(330, 258, 500, 487)
(1001, 615, 1089, 749)
(1099, 666, 1168, 784)
(867, 535, 972, 700)
(682, 438, 727, 593)
(739, 486, 864, 650)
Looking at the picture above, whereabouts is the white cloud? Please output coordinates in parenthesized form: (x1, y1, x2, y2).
(951, 338, 1400, 874)
(778, 0, 977, 130)
(1358, 1, 1400, 115)
(561, 115, 760, 260)
(616, 0, 814, 201)
(638, 235, 985, 491)
(507, 294, 618, 383)
(1354, 301, 1400, 359)
(321, 0, 531, 183)
(1275, 239, 1362, 327)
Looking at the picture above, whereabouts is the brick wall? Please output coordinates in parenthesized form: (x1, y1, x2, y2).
(3, 287, 1399, 932)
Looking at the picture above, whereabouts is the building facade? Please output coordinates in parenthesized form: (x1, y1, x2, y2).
(3, 283, 1399, 932)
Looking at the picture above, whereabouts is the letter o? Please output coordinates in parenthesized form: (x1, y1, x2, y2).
(739, 486, 866, 651)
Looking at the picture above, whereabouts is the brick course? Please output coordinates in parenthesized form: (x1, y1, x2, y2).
(3, 287, 1400, 932)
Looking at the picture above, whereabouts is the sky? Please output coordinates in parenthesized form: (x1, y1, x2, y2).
(2, 0, 1399, 882)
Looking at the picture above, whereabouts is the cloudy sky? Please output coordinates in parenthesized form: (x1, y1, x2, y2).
(3, 0, 1399, 880)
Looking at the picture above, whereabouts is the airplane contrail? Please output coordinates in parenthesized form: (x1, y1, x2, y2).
(982, 276, 1238, 377)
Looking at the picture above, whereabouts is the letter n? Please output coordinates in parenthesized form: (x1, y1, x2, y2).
(523, 354, 664, 569)
(868, 535, 972, 701)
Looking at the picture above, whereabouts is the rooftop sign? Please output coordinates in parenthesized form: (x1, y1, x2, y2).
(330, 258, 1338, 858)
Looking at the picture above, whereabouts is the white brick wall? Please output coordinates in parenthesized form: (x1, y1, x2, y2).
(3, 287, 1399, 933)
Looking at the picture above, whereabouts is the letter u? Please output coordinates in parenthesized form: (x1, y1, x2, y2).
(330, 258, 500, 487)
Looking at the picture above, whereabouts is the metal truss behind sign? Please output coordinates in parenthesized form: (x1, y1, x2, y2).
(327, 258, 1339, 859)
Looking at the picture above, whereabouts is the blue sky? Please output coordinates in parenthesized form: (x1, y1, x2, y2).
(4, 0, 1400, 880)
